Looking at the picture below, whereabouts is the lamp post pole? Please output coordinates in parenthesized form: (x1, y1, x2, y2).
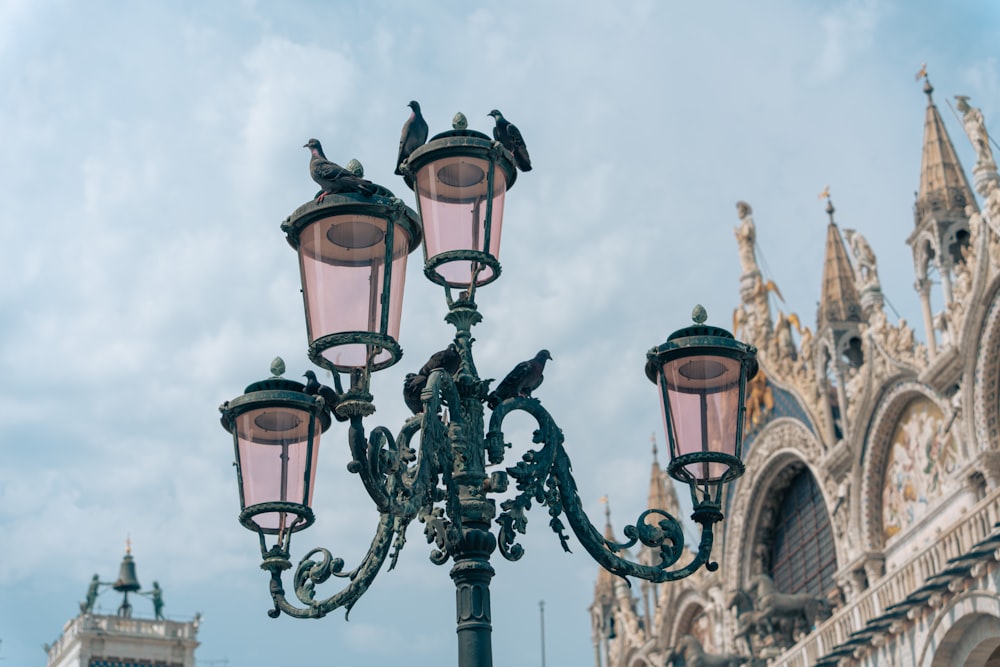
(220, 109, 757, 667)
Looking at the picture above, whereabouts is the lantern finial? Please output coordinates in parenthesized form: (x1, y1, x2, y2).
(452, 112, 468, 130)
(271, 357, 286, 377)
(692, 304, 707, 324)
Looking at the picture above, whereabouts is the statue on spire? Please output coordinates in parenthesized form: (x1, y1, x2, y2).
(735, 201, 760, 276)
(955, 95, 999, 198)
(956, 96, 995, 169)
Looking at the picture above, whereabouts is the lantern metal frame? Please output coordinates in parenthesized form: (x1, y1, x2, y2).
(403, 129, 517, 289)
(224, 112, 758, 667)
(220, 373, 332, 560)
(645, 322, 758, 519)
(281, 191, 422, 374)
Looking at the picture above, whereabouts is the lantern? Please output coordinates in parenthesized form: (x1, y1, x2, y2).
(645, 307, 757, 508)
(220, 364, 332, 544)
(282, 193, 421, 373)
(404, 128, 517, 288)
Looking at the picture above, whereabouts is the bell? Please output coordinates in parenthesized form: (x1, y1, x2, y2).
(113, 552, 141, 593)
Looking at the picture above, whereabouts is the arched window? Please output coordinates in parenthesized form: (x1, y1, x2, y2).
(770, 469, 837, 596)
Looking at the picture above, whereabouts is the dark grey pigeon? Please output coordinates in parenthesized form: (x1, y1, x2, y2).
(486, 349, 551, 409)
(418, 343, 461, 378)
(403, 373, 427, 414)
(304, 138, 377, 202)
(395, 101, 428, 176)
(304, 370, 348, 422)
(488, 109, 532, 172)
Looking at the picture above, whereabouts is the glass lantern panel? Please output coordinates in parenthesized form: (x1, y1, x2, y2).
(297, 214, 411, 368)
(659, 354, 743, 483)
(415, 156, 506, 286)
(235, 406, 321, 531)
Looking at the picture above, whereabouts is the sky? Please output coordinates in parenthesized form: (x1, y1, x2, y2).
(1, 1, 998, 666)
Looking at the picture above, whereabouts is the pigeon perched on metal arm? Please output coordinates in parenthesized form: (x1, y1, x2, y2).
(486, 349, 551, 409)
(304, 138, 377, 202)
(395, 100, 428, 178)
(403, 344, 462, 415)
(419, 343, 461, 377)
(488, 109, 532, 172)
(303, 370, 348, 422)
(403, 373, 427, 415)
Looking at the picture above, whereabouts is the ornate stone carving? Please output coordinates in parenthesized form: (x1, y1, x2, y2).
(667, 634, 751, 667)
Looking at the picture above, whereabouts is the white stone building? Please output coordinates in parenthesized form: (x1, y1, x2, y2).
(45, 548, 200, 667)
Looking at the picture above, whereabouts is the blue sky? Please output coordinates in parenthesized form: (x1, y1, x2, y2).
(1, 1, 998, 666)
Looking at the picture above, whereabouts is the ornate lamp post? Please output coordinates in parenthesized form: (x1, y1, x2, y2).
(220, 112, 757, 667)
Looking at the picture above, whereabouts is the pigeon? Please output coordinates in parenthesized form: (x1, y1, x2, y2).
(395, 101, 428, 176)
(304, 138, 377, 202)
(303, 370, 348, 421)
(403, 373, 427, 414)
(487, 109, 532, 172)
(418, 343, 461, 377)
(486, 350, 552, 409)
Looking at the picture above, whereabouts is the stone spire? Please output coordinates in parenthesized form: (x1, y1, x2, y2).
(646, 434, 680, 523)
(814, 197, 865, 444)
(914, 78, 977, 228)
(908, 73, 977, 357)
(818, 199, 863, 329)
(593, 499, 617, 602)
(590, 498, 618, 667)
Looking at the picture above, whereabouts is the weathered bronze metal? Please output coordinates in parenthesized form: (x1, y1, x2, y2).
(231, 295, 755, 667)
(226, 117, 757, 667)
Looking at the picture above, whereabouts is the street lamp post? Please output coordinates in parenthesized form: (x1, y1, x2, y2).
(219, 112, 757, 667)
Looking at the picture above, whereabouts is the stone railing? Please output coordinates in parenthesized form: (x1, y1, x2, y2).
(46, 612, 199, 661)
(768, 489, 1000, 667)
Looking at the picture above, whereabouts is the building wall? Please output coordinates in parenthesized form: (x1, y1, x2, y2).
(590, 91, 1000, 667)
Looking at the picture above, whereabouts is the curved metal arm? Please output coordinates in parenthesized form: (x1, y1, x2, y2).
(265, 512, 406, 619)
(489, 397, 724, 582)
(345, 368, 464, 518)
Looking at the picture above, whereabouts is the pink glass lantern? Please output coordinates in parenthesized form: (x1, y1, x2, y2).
(220, 367, 331, 543)
(404, 129, 517, 288)
(282, 194, 421, 373)
(645, 307, 757, 508)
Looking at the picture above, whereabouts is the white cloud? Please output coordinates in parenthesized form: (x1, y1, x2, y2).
(812, 0, 891, 80)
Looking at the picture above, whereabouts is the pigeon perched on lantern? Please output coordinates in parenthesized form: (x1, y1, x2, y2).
(395, 100, 429, 181)
(488, 109, 532, 172)
(486, 349, 551, 408)
(303, 370, 347, 422)
(304, 138, 377, 201)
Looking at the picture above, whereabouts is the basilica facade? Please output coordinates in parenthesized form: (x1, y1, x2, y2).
(590, 77, 1000, 667)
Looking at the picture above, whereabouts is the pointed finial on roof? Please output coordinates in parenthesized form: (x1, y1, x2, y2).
(599, 495, 615, 540)
(125, 535, 132, 555)
(650, 432, 658, 463)
(915, 63, 935, 100)
(914, 69, 977, 228)
(818, 203, 862, 327)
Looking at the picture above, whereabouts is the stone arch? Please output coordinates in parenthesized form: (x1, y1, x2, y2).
(944, 220, 971, 268)
(666, 595, 713, 653)
(861, 382, 956, 551)
(919, 591, 1000, 667)
(722, 418, 827, 588)
(973, 284, 1000, 455)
